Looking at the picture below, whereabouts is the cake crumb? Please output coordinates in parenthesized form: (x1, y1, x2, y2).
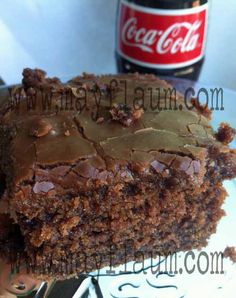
(216, 123, 236, 144)
(223, 246, 236, 263)
(191, 98, 212, 119)
(110, 103, 143, 127)
(82, 72, 95, 79)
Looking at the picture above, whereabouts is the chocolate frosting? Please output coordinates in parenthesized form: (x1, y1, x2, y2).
(0, 69, 233, 187)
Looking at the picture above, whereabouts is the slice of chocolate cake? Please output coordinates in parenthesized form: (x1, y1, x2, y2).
(0, 69, 235, 279)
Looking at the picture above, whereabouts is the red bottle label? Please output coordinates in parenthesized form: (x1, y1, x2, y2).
(117, 0, 208, 69)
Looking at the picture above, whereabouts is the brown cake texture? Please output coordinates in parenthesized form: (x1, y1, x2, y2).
(224, 246, 236, 263)
(0, 69, 236, 279)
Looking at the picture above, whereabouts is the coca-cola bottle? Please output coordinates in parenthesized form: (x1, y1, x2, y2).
(116, 0, 209, 80)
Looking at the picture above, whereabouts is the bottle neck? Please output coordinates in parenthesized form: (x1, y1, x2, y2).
(123, 0, 208, 9)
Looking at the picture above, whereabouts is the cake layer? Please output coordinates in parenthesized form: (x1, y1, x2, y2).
(0, 184, 227, 279)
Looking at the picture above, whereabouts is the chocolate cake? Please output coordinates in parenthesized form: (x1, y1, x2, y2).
(0, 69, 235, 279)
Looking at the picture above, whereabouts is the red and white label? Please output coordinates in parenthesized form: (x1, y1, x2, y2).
(117, 0, 208, 69)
